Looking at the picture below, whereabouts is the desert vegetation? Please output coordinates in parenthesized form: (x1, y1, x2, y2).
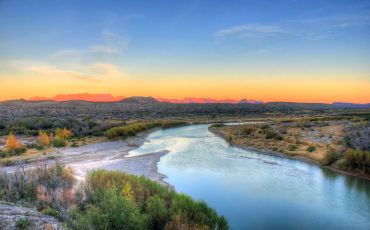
(0, 162, 228, 230)
(210, 114, 370, 176)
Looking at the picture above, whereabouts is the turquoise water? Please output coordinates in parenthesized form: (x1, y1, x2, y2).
(129, 125, 370, 230)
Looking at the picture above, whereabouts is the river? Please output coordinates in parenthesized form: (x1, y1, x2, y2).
(128, 124, 370, 230)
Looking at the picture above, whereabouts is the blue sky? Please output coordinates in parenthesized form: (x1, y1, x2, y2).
(0, 0, 369, 102)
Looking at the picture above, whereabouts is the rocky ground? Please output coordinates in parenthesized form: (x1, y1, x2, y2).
(0, 202, 65, 230)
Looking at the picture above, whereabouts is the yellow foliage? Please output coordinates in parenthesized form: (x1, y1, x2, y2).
(5, 133, 21, 151)
(55, 127, 72, 139)
(55, 128, 63, 139)
(37, 130, 50, 147)
(49, 132, 54, 142)
(122, 183, 133, 199)
(62, 128, 72, 139)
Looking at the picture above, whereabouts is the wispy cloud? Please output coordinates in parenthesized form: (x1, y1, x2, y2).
(52, 30, 128, 59)
(23, 62, 99, 82)
(216, 24, 286, 38)
(215, 13, 370, 41)
(52, 49, 83, 58)
(8, 59, 124, 83)
(91, 45, 119, 54)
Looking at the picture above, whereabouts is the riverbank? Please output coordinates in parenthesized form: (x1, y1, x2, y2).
(0, 128, 171, 187)
(209, 126, 370, 181)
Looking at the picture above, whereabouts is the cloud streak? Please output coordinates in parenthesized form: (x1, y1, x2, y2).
(216, 24, 286, 38)
(215, 13, 370, 41)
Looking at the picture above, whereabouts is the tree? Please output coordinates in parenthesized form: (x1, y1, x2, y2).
(5, 133, 21, 151)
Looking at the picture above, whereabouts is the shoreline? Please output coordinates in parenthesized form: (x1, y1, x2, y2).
(209, 126, 370, 181)
(1, 128, 172, 187)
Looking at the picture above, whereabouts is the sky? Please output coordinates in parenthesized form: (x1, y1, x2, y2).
(0, 0, 369, 103)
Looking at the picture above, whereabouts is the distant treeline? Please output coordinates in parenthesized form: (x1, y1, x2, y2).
(0, 117, 112, 137)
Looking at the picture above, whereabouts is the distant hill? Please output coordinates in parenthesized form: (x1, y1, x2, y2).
(120, 96, 158, 104)
(333, 102, 370, 108)
(1, 97, 369, 119)
(29, 93, 263, 104)
(30, 93, 125, 102)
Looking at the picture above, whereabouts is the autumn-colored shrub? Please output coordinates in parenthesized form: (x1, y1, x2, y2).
(5, 133, 21, 151)
(37, 130, 50, 147)
(62, 128, 72, 139)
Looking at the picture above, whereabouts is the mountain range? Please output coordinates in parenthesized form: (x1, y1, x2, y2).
(29, 93, 263, 104)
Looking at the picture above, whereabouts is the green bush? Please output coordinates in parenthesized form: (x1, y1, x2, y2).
(5, 147, 27, 157)
(211, 123, 225, 128)
(265, 128, 278, 139)
(345, 149, 370, 172)
(307, 146, 316, 152)
(42, 207, 60, 218)
(321, 150, 341, 166)
(0, 150, 7, 158)
(15, 218, 30, 230)
(52, 137, 66, 148)
(105, 121, 187, 139)
(275, 135, 284, 141)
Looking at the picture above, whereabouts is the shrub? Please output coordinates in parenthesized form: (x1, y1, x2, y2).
(5, 132, 22, 151)
(242, 125, 256, 135)
(344, 149, 370, 172)
(71, 141, 79, 147)
(62, 128, 72, 139)
(265, 128, 278, 139)
(106, 121, 188, 139)
(5, 147, 27, 157)
(307, 146, 316, 152)
(15, 218, 30, 230)
(70, 170, 229, 230)
(37, 130, 50, 147)
(288, 145, 298, 151)
(42, 207, 60, 218)
(344, 123, 370, 151)
(0, 150, 6, 158)
(211, 123, 224, 128)
(0, 161, 75, 216)
(275, 135, 284, 141)
(52, 137, 66, 148)
(321, 150, 341, 166)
